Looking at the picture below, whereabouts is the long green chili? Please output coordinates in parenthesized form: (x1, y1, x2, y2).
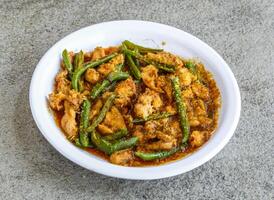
(62, 49, 73, 75)
(123, 48, 175, 72)
(171, 76, 190, 145)
(72, 53, 118, 91)
(102, 129, 128, 141)
(79, 99, 91, 147)
(123, 40, 163, 53)
(132, 112, 174, 123)
(135, 147, 180, 161)
(86, 93, 116, 133)
(91, 131, 138, 155)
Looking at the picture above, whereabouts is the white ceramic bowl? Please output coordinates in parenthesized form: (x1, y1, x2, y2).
(29, 20, 241, 180)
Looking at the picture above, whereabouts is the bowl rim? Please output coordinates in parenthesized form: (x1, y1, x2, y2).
(29, 20, 241, 180)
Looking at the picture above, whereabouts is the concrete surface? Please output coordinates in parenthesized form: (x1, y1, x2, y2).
(0, 0, 273, 199)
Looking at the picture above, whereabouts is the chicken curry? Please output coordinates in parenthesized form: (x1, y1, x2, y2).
(48, 40, 221, 166)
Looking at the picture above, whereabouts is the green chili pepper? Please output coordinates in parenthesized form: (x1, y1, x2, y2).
(104, 81, 117, 92)
(126, 53, 141, 80)
(75, 138, 82, 147)
(62, 49, 73, 76)
(73, 51, 85, 91)
(122, 44, 141, 80)
(185, 61, 197, 74)
(132, 112, 174, 123)
(171, 76, 190, 145)
(123, 48, 175, 73)
(71, 53, 118, 91)
(91, 131, 113, 154)
(90, 71, 129, 100)
(116, 63, 124, 71)
(91, 131, 138, 155)
(102, 129, 128, 141)
(107, 71, 129, 82)
(90, 80, 111, 100)
(123, 40, 163, 53)
(79, 100, 91, 147)
(111, 137, 138, 153)
(86, 93, 116, 133)
(185, 61, 204, 83)
(74, 50, 84, 70)
(135, 146, 180, 161)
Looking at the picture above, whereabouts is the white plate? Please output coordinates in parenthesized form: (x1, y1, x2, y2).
(29, 20, 241, 180)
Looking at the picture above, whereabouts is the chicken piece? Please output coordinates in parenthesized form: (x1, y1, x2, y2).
(55, 70, 70, 93)
(141, 119, 178, 151)
(145, 141, 175, 150)
(132, 127, 145, 143)
(189, 116, 200, 127)
(191, 82, 210, 100)
(145, 52, 183, 67)
(141, 65, 163, 92)
(85, 68, 100, 84)
(66, 90, 85, 110)
(144, 131, 174, 142)
(198, 116, 212, 127)
(51, 67, 85, 110)
(110, 149, 133, 166)
(48, 92, 66, 111)
(134, 88, 163, 118)
(188, 110, 212, 128)
(164, 119, 181, 138)
(114, 78, 136, 107)
(49, 83, 85, 111)
(144, 131, 176, 151)
(101, 91, 113, 101)
(142, 117, 168, 131)
(123, 114, 133, 128)
(176, 68, 193, 87)
(187, 111, 198, 127)
(61, 101, 78, 140)
(181, 87, 194, 99)
(157, 76, 173, 101)
(181, 98, 192, 113)
(144, 121, 159, 133)
(89, 99, 103, 120)
(189, 131, 206, 147)
(97, 54, 124, 76)
(192, 99, 207, 116)
(91, 47, 106, 60)
(165, 105, 177, 114)
(97, 106, 126, 135)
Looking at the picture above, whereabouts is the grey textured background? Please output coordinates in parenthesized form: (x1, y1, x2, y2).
(0, 0, 273, 199)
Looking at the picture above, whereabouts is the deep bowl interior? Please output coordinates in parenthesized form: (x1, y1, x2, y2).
(29, 20, 241, 180)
